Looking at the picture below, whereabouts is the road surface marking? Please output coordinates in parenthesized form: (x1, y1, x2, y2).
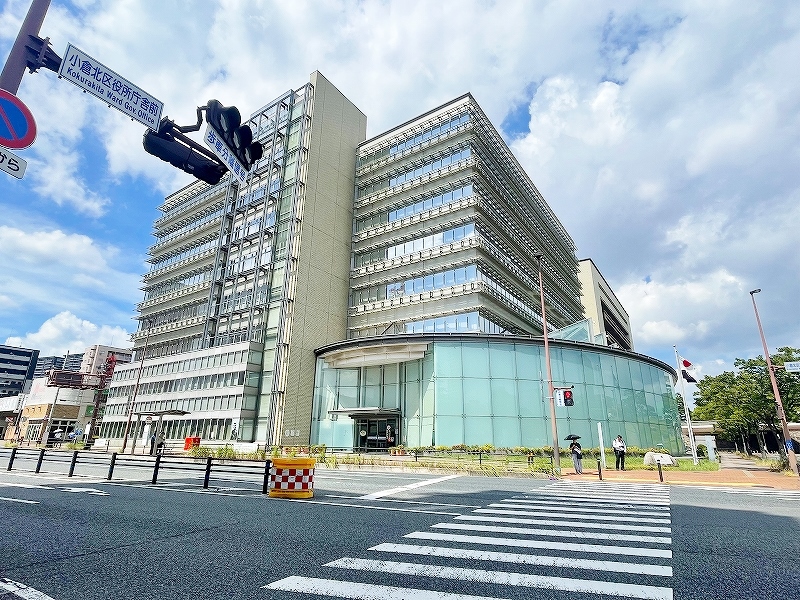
(456, 513, 671, 533)
(0, 482, 53, 490)
(287, 498, 460, 516)
(370, 542, 673, 576)
(359, 474, 461, 499)
(324, 493, 481, 508)
(0, 578, 57, 599)
(495, 501, 668, 517)
(533, 491, 670, 505)
(0, 496, 39, 504)
(431, 522, 672, 544)
(475, 507, 670, 524)
(264, 576, 510, 599)
(405, 531, 672, 558)
(59, 487, 109, 496)
(326, 557, 673, 600)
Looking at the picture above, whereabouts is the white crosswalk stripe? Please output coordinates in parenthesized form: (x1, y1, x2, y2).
(264, 480, 674, 599)
(683, 485, 800, 497)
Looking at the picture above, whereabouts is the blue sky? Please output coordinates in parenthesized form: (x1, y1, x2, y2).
(1, 0, 799, 394)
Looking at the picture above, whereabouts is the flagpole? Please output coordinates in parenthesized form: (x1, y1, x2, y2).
(674, 345, 699, 465)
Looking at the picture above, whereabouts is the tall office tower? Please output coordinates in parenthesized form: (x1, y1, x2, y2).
(0, 345, 39, 398)
(103, 72, 366, 446)
(349, 94, 583, 338)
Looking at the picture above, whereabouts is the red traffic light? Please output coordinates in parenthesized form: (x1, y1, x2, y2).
(563, 390, 574, 406)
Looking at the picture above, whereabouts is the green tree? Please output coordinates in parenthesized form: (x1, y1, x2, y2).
(692, 347, 800, 454)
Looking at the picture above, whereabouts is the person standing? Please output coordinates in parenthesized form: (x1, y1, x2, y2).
(156, 431, 166, 454)
(613, 435, 627, 470)
(569, 439, 583, 474)
(149, 432, 157, 456)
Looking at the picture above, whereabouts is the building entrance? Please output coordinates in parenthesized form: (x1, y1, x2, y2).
(354, 417, 398, 452)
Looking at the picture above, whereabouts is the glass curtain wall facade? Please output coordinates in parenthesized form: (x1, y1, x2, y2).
(350, 94, 583, 340)
(312, 336, 683, 453)
(105, 72, 366, 447)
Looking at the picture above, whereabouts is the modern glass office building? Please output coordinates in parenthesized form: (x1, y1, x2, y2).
(102, 78, 679, 453)
(312, 335, 682, 453)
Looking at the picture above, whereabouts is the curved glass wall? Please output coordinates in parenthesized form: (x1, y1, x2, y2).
(311, 336, 682, 453)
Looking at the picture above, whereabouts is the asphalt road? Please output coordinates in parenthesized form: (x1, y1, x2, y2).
(1, 452, 799, 600)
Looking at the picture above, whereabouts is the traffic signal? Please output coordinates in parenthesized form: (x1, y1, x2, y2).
(563, 389, 574, 406)
(143, 119, 226, 185)
(205, 100, 263, 170)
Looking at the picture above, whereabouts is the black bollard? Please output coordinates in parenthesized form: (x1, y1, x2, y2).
(597, 459, 603, 481)
(151, 453, 162, 485)
(262, 459, 272, 494)
(35, 448, 45, 473)
(7, 446, 17, 471)
(107, 452, 117, 480)
(657, 461, 664, 483)
(68, 451, 78, 477)
(203, 456, 212, 489)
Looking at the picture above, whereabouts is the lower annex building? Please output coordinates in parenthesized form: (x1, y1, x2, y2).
(102, 73, 682, 454)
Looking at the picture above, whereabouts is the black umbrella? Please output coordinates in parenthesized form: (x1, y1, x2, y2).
(564, 434, 581, 441)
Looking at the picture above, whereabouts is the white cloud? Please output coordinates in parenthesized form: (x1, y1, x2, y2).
(5, 311, 131, 356)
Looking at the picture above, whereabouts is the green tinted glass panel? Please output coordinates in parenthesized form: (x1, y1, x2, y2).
(435, 343, 462, 378)
(435, 378, 463, 416)
(514, 344, 542, 381)
(582, 351, 602, 385)
(462, 343, 489, 378)
(615, 357, 633, 389)
(435, 416, 463, 446)
(489, 343, 515, 379)
(465, 416, 492, 445)
(587, 385, 608, 421)
(493, 417, 521, 448)
(518, 380, 545, 417)
(463, 378, 491, 416)
(599, 353, 618, 387)
(490, 378, 517, 417)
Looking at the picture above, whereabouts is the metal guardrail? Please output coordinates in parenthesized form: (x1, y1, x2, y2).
(1, 447, 273, 493)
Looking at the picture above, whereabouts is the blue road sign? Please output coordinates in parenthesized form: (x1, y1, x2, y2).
(0, 89, 37, 150)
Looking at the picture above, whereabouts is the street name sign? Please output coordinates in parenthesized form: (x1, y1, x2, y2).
(784, 361, 800, 373)
(0, 89, 37, 149)
(0, 147, 27, 179)
(203, 125, 248, 184)
(57, 43, 164, 130)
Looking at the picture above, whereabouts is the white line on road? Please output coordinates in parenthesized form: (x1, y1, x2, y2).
(513, 496, 671, 510)
(0, 578, 57, 599)
(324, 493, 481, 508)
(534, 492, 670, 505)
(288, 498, 461, 516)
(326, 557, 673, 600)
(0, 496, 39, 504)
(0, 482, 54, 490)
(370, 542, 673, 576)
(496, 501, 668, 517)
(475, 508, 670, 524)
(431, 522, 672, 544)
(405, 531, 673, 558)
(264, 576, 511, 599)
(359, 474, 462, 499)
(456, 514, 671, 533)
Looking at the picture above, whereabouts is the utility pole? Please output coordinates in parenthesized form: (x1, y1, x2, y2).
(120, 321, 152, 453)
(749, 289, 798, 476)
(536, 255, 560, 473)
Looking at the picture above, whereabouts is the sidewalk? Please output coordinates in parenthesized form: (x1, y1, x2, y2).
(562, 453, 800, 490)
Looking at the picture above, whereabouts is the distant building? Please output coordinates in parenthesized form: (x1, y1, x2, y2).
(577, 258, 633, 351)
(79, 345, 133, 374)
(33, 353, 84, 379)
(0, 344, 38, 399)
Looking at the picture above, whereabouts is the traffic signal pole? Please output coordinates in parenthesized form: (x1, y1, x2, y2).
(0, 0, 59, 94)
(536, 255, 560, 473)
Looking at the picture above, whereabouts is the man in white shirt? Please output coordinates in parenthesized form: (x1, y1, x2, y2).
(612, 435, 626, 470)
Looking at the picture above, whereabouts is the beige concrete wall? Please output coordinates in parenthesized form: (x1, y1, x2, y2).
(280, 72, 366, 445)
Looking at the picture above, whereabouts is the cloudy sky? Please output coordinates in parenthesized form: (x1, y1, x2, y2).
(1, 0, 798, 393)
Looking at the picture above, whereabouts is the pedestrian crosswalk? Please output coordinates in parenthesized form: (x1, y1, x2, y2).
(264, 480, 674, 599)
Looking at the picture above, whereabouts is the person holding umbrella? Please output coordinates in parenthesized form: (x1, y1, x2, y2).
(566, 435, 583, 474)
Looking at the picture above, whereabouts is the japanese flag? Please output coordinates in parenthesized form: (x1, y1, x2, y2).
(680, 357, 692, 368)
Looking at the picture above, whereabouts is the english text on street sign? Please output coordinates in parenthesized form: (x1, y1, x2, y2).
(204, 125, 247, 184)
(0, 89, 37, 150)
(57, 43, 164, 130)
(0, 147, 27, 179)
(784, 361, 800, 373)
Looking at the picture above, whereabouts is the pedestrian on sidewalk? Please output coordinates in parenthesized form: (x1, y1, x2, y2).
(149, 432, 156, 455)
(569, 439, 583, 474)
(613, 434, 626, 470)
(156, 431, 166, 454)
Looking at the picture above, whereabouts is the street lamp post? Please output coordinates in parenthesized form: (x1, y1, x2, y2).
(536, 255, 560, 473)
(120, 320, 153, 454)
(749, 289, 798, 476)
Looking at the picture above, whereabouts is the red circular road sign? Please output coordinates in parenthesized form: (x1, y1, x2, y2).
(0, 89, 37, 150)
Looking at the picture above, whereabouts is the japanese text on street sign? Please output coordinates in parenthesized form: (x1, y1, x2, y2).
(784, 361, 800, 373)
(58, 43, 163, 130)
(204, 125, 247, 184)
(0, 147, 27, 180)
